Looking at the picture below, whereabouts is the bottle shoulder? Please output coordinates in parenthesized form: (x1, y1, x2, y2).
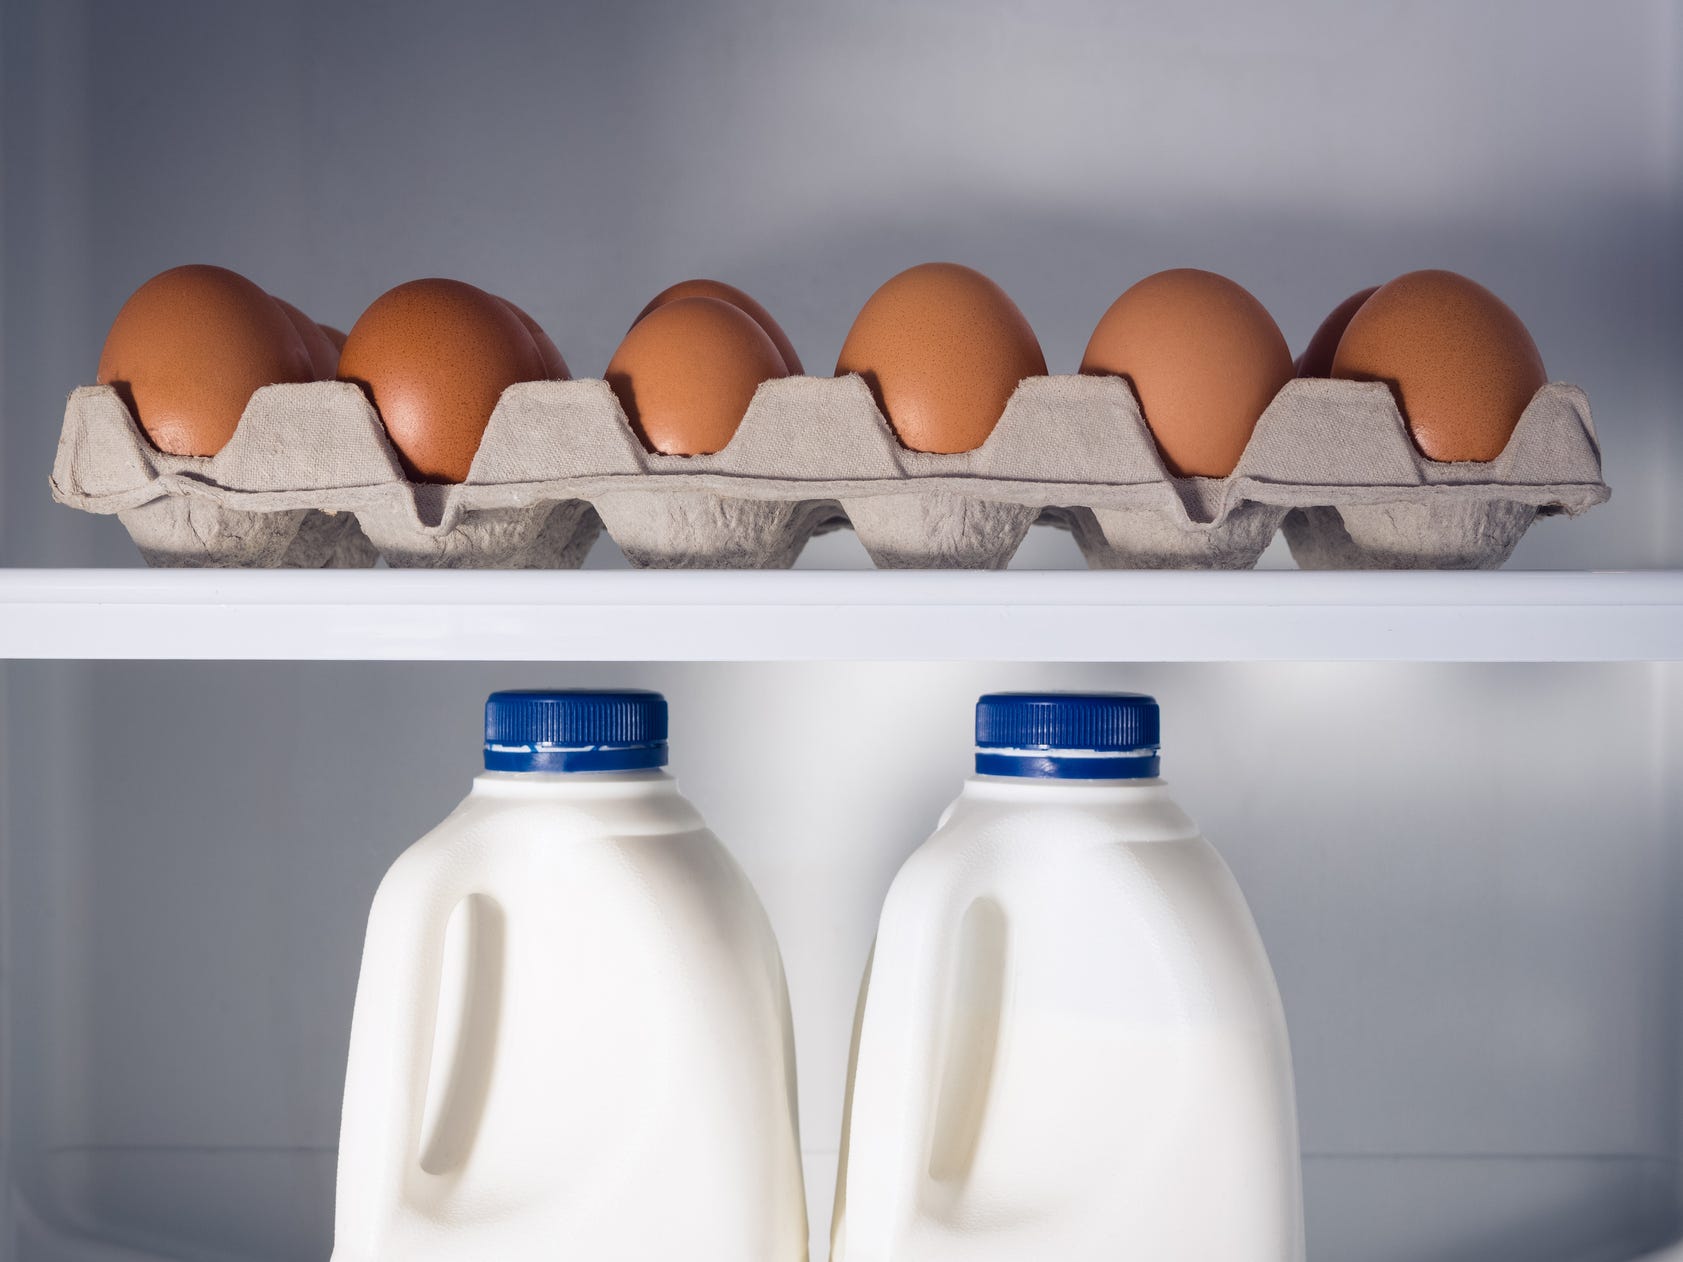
(938, 777, 1201, 843)
(378, 778, 752, 923)
(454, 771, 707, 835)
(878, 780, 1209, 916)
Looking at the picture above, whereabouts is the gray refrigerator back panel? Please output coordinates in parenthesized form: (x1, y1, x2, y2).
(1, 0, 1678, 570)
(1, 2, 1681, 1261)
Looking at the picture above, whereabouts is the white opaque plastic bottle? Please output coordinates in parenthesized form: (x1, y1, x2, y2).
(332, 690, 808, 1262)
(832, 692, 1303, 1262)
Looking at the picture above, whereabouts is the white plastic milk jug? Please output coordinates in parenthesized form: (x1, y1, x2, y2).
(333, 690, 808, 1262)
(832, 692, 1303, 1262)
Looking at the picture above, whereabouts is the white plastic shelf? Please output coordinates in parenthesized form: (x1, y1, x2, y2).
(0, 569, 1680, 662)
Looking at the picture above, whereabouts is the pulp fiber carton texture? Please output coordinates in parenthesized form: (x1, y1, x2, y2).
(51, 374, 1608, 570)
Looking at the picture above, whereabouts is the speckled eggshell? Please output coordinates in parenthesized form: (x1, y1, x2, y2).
(1331, 269, 1546, 463)
(634, 279, 803, 375)
(337, 278, 547, 484)
(96, 264, 314, 457)
(1296, 286, 1378, 377)
(1081, 269, 1291, 478)
(272, 296, 341, 379)
(499, 297, 570, 380)
(835, 262, 1046, 454)
(605, 295, 786, 454)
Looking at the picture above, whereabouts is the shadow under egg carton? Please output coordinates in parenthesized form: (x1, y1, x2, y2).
(50, 374, 1607, 570)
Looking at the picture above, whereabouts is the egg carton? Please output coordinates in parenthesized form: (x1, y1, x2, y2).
(50, 373, 1607, 570)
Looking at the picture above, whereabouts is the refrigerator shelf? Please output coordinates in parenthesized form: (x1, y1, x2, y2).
(0, 568, 1679, 663)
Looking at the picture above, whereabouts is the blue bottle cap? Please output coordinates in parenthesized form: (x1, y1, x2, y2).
(975, 692, 1161, 780)
(484, 690, 668, 773)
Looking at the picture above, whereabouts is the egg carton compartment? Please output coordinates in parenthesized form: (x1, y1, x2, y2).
(50, 374, 1608, 570)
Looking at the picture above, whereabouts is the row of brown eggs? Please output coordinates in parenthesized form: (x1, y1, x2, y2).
(97, 262, 1547, 484)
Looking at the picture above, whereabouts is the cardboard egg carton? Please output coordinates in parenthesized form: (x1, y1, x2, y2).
(50, 374, 1607, 570)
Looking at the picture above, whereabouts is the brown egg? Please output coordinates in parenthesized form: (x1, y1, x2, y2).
(320, 325, 347, 351)
(606, 296, 787, 454)
(1331, 269, 1545, 462)
(96, 264, 314, 456)
(634, 279, 803, 374)
(1081, 269, 1291, 478)
(499, 297, 570, 380)
(272, 296, 341, 379)
(1296, 286, 1378, 377)
(338, 278, 547, 483)
(835, 263, 1045, 454)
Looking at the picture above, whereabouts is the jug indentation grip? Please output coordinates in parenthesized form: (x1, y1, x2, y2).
(927, 898, 1009, 1186)
(418, 893, 508, 1175)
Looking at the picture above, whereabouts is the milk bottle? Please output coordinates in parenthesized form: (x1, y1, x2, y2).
(832, 692, 1302, 1262)
(333, 690, 808, 1262)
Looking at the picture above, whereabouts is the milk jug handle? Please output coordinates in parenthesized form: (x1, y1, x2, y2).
(335, 842, 486, 1221)
(843, 884, 981, 1241)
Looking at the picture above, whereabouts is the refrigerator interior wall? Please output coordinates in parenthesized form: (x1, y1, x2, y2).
(1, 0, 1679, 572)
(1, 2, 1681, 1261)
(1, 660, 1680, 1262)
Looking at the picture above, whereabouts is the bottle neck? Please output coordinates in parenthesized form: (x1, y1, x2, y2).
(961, 773, 1170, 804)
(471, 767, 676, 798)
